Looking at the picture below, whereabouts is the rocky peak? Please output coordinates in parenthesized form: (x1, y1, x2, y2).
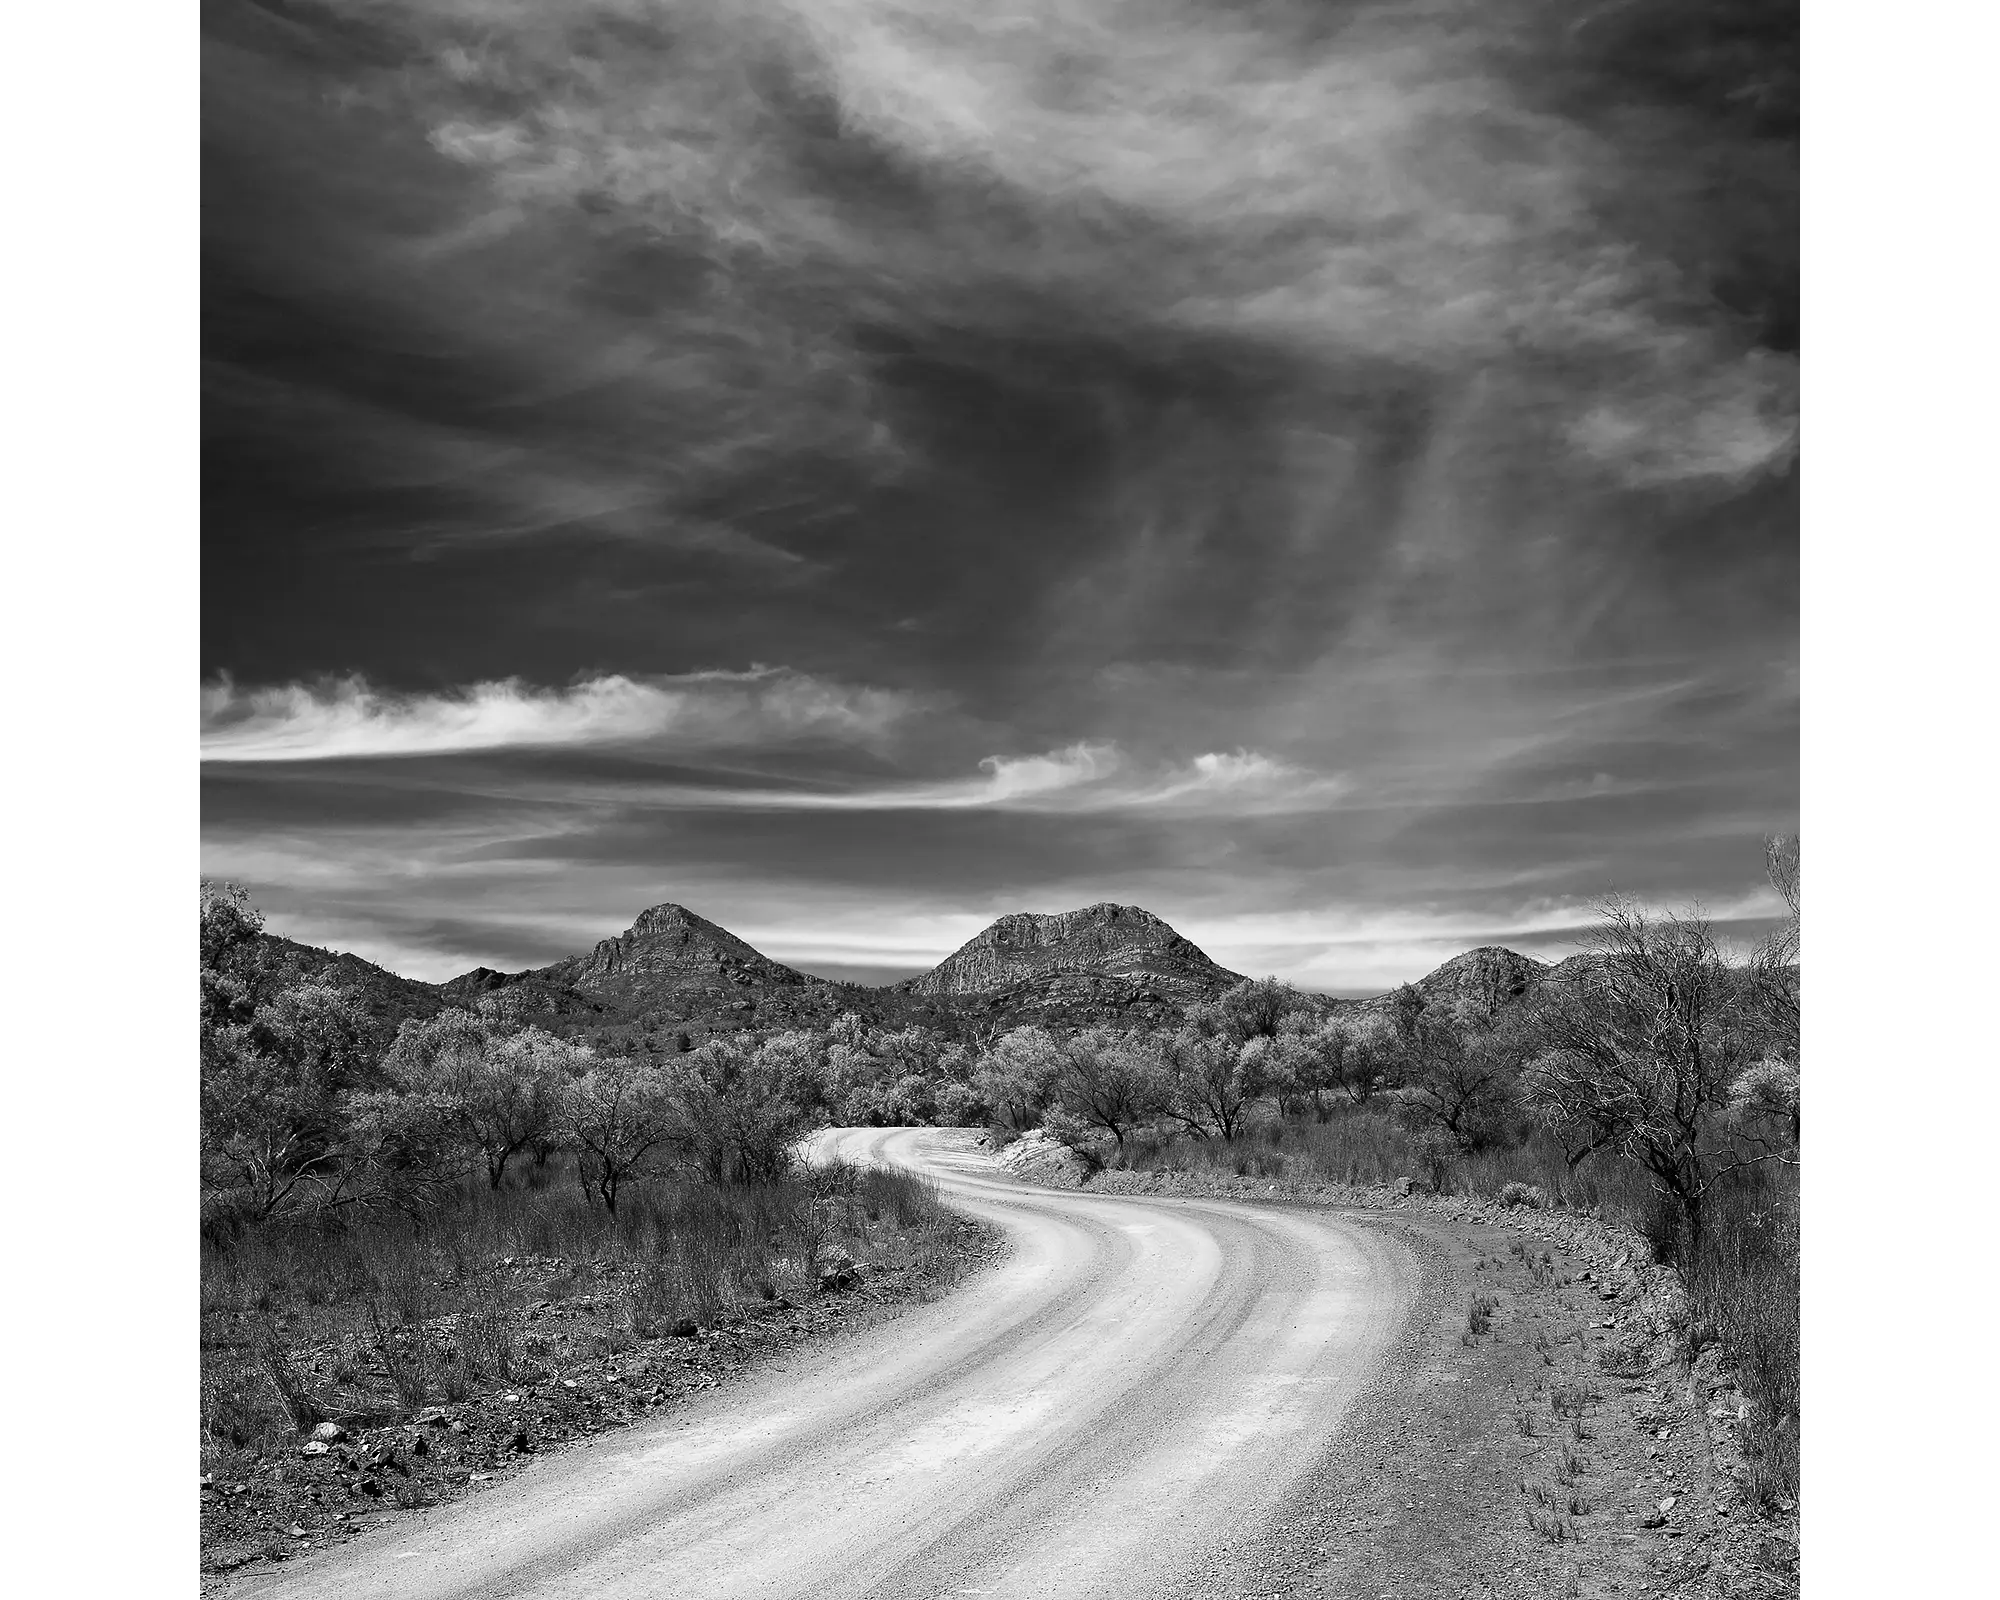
(545, 902, 808, 996)
(907, 903, 1243, 998)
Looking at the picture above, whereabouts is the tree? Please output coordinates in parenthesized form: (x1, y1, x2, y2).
(200, 879, 264, 1029)
(662, 1040, 811, 1184)
(1521, 900, 1764, 1250)
(202, 980, 397, 1226)
(1255, 1012, 1383, 1119)
(380, 1013, 579, 1189)
(754, 1030, 833, 1117)
(559, 1055, 678, 1212)
(1054, 1029, 1170, 1146)
(1324, 1013, 1398, 1107)
(1161, 1027, 1265, 1140)
(1202, 976, 1311, 1044)
(1746, 833, 1800, 1065)
(202, 1021, 345, 1225)
(974, 1027, 1066, 1132)
(1390, 1002, 1523, 1154)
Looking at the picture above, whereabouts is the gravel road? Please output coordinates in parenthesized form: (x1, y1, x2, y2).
(242, 1126, 1420, 1600)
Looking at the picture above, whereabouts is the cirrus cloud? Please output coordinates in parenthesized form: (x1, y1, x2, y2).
(610, 742, 1352, 814)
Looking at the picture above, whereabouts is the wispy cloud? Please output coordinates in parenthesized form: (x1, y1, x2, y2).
(200, 669, 920, 763)
(612, 743, 1351, 814)
(374, 0, 1794, 492)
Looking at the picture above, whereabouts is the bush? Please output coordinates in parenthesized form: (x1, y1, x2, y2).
(1499, 1181, 1545, 1209)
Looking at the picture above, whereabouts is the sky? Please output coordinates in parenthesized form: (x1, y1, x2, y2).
(201, 0, 1798, 994)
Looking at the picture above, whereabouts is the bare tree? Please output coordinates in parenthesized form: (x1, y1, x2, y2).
(559, 1055, 678, 1213)
(1747, 833, 1800, 1065)
(1390, 1006, 1521, 1154)
(1522, 899, 1774, 1249)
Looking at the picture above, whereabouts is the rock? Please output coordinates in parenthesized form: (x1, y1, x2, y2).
(1393, 1177, 1414, 1197)
(412, 1407, 451, 1427)
(300, 1440, 331, 1458)
(287, 1526, 310, 1540)
(815, 1245, 862, 1292)
(310, 1422, 347, 1444)
(1659, 1495, 1678, 1514)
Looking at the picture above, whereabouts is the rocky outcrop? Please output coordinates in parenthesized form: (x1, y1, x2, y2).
(904, 903, 1243, 999)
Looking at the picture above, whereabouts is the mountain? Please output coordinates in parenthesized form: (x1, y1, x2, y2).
(529, 902, 811, 1002)
(901, 903, 1244, 1018)
(442, 902, 869, 1043)
(1351, 945, 1549, 1018)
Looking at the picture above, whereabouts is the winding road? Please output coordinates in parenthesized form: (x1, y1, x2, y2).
(249, 1127, 1420, 1600)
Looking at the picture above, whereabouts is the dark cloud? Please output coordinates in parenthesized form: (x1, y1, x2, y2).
(203, 0, 1796, 989)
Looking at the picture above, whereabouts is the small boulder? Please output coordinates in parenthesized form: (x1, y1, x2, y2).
(310, 1422, 347, 1444)
(815, 1246, 862, 1293)
(299, 1440, 331, 1458)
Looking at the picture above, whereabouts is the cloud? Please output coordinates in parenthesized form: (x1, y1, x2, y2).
(201, 668, 919, 762)
(603, 743, 1351, 814)
(362, 0, 1793, 490)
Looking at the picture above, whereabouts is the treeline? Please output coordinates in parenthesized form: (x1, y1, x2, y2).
(205, 853, 1798, 1257)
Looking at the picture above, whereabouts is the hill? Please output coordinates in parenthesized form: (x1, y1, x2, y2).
(906, 903, 1243, 998)
(245, 933, 449, 1032)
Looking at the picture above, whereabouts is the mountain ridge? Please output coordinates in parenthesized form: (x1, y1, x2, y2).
(249, 898, 1552, 1044)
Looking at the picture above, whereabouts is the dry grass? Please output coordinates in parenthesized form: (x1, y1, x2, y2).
(200, 1158, 959, 1472)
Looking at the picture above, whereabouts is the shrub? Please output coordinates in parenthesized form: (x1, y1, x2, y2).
(1499, 1181, 1545, 1209)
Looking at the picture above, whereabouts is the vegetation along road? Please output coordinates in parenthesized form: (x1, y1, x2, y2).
(240, 1125, 1419, 1599)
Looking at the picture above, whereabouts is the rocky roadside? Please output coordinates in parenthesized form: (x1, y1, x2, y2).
(991, 1134, 1800, 1599)
(200, 1219, 1000, 1591)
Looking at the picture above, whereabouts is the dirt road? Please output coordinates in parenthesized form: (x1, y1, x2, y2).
(243, 1127, 1419, 1600)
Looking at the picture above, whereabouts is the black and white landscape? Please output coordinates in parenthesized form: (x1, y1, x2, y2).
(201, 2, 1798, 1596)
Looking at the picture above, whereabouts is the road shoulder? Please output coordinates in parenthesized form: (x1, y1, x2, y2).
(1104, 1186, 1802, 1600)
